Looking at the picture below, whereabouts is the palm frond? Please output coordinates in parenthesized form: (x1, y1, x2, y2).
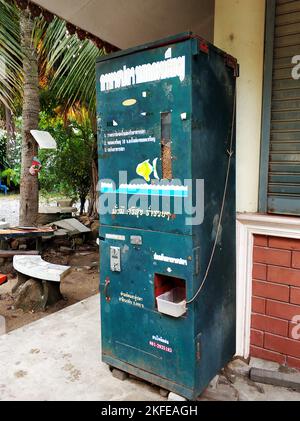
(39, 18, 106, 114)
(0, 2, 107, 115)
(0, 0, 23, 110)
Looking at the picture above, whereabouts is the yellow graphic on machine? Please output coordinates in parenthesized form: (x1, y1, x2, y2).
(136, 158, 159, 182)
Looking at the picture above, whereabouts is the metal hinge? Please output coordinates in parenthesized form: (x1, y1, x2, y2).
(195, 333, 202, 362)
(193, 247, 200, 276)
(224, 53, 239, 77)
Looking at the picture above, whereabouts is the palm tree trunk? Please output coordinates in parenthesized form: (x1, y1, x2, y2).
(88, 115, 99, 219)
(88, 156, 98, 218)
(5, 105, 15, 166)
(19, 9, 40, 226)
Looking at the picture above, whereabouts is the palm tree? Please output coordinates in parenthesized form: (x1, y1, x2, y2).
(0, 0, 38, 225)
(0, 0, 110, 223)
(19, 8, 40, 226)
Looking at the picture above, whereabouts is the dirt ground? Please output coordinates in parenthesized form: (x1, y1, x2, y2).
(0, 249, 99, 333)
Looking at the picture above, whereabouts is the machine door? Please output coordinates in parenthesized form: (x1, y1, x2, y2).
(100, 226, 197, 389)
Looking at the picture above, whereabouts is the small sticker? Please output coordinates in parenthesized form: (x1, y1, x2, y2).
(130, 236, 142, 246)
(154, 253, 188, 266)
(110, 246, 121, 272)
(165, 48, 172, 59)
(149, 335, 173, 353)
(181, 112, 187, 120)
(105, 234, 125, 241)
(122, 98, 137, 107)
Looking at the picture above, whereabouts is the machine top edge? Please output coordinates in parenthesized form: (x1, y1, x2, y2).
(96, 31, 238, 65)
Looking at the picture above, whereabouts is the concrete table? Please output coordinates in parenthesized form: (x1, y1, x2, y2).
(0, 227, 54, 252)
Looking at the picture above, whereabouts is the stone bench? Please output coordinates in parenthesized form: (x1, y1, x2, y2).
(12, 256, 71, 311)
(13, 255, 71, 282)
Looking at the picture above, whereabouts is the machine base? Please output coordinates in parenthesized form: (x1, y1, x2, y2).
(103, 354, 201, 400)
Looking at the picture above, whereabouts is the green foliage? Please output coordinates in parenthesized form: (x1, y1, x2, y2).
(38, 112, 94, 208)
(1, 0, 102, 210)
(0, 167, 20, 186)
(57, 129, 93, 202)
(0, 117, 21, 169)
(0, 132, 8, 169)
(37, 18, 105, 114)
(39, 87, 59, 117)
(0, 119, 21, 190)
(0, 0, 106, 114)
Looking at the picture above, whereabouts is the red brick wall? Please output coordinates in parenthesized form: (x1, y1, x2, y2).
(251, 235, 300, 370)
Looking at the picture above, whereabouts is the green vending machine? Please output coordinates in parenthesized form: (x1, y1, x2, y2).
(96, 32, 238, 400)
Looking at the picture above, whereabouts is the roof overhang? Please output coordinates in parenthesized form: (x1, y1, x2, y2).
(31, 0, 215, 49)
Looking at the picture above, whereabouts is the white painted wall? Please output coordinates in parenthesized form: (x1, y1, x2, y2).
(214, 0, 266, 213)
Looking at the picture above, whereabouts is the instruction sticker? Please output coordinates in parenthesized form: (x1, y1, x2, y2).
(119, 292, 144, 309)
(149, 335, 173, 353)
(154, 253, 188, 266)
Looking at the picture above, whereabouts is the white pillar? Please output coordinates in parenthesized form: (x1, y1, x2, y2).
(214, 0, 266, 213)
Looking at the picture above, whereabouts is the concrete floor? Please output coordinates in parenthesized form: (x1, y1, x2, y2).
(1, 294, 300, 401)
(0, 295, 164, 401)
